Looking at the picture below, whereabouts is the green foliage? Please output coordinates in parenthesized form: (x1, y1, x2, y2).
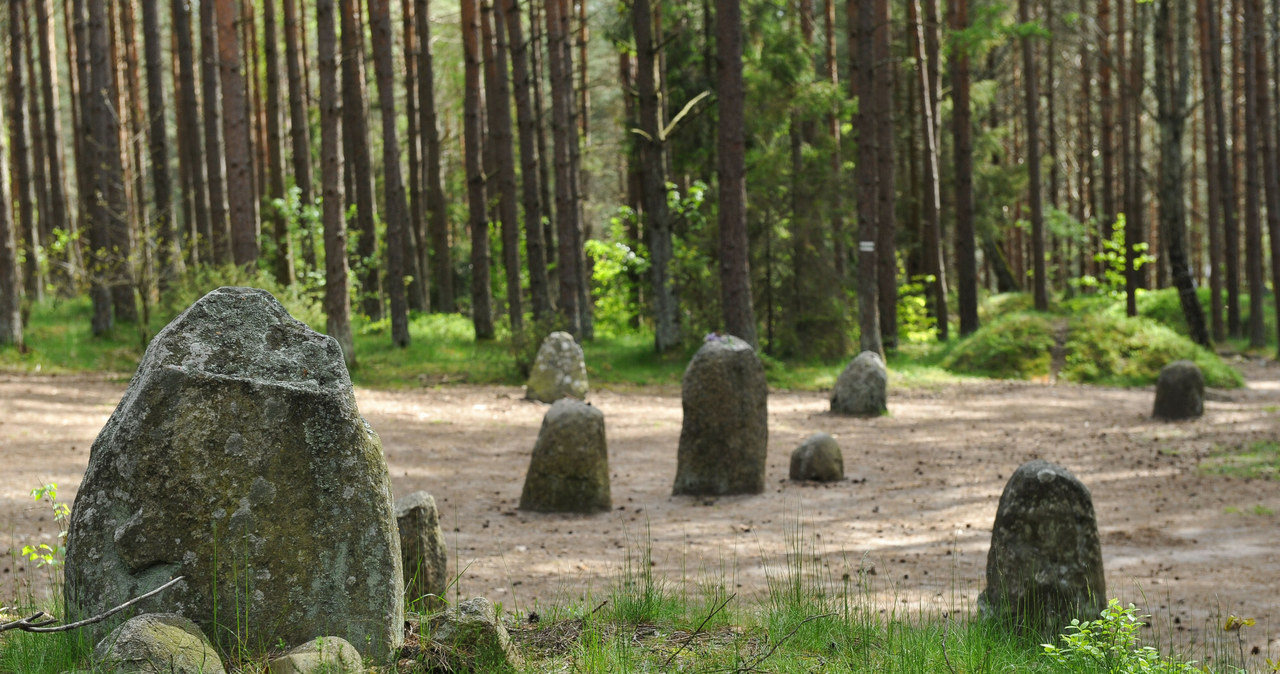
(1041, 599, 1202, 673)
(1062, 313, 1242, 388)
(1074, 216, 1153, 298)
(158, 264, 326, 333)
(585, 208, 649, 339)
(898, 275, 938, 343)
(943, 311, 1057, 379)
(19, 484, 69, 568)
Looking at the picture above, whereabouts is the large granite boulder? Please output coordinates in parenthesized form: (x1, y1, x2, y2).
(525, 332, 589, 403)
(830, 351, 887, 416)
(672, 334, 768, 496)
(978, 460, 1105, 635)
(267, 636, 363, 674)
(519, 399, 611, 513)
(789, 433, 844, 482)
(1153, 360, 1204, 420)
(92, 613, 225, 674)
(64, 287, 403, 660)
(426, 597, 522, 672)
(396, 491, 448, 607)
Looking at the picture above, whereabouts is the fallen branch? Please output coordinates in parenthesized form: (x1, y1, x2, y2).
(0, 575, 185, 634)
(731, 612, 836, 673)
(661, 592, 736, 669)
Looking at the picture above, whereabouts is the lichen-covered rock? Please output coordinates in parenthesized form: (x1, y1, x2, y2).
(672, 335, 768, 496)
(525, 332, 589, 403)
(789, 433, 844, 482)
(519, 399, 611, 513)
(1153, 360, 1204, 420)
(92, 613, 225, 674)
(427, 597, 522, 672)
(830, 351, 887, 416)
(64, 287, 403, 661)
(978, 460, 1105, 635)
(396, 491, 448, 607)
(267, 636, 363, 674)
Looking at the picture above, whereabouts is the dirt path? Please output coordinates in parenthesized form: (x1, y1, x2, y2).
(2, 363, 1278, 660)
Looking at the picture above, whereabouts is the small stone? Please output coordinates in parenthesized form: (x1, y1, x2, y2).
(673, 335, 768, 496)
(92, 613, 225, 674)
(267, 636, 363, 674)
(789, 433, 844, 482)
(519, 399, 611, 513)
(1153, 360, 1204, 420)
(978, 460, 1105, 636)
(525, 332, 588, 403)
(830, 351, 887, 416)
(396, 491, 448, 609)
(427, 597, 522, 672)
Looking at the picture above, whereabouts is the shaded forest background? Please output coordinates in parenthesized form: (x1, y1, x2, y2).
(1, 0, 1278, 376)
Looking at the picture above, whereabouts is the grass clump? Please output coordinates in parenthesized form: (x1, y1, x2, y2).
(1200, 440, 1280, 480)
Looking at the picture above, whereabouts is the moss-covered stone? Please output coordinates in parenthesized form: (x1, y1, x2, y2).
(426, 597, 521, 672)
(672, 335, 768, 496)
(1153, 360, 1204, 420)
(92, 613, 225, 674)
(395, 491, 448, 608)
(266, 636, 363, 673)
(65, 287, 403, 661)
(789, 433, 844, 482)
(830, 351, 887, 416)
(519, 399, 610, 513)
(524, 332, 589, 403)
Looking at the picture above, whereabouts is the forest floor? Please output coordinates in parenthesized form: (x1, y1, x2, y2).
(2, 361, 1278, 659)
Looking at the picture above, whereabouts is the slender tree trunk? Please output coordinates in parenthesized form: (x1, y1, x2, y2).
(341, 0, 381, 319)
(1229, 0, 1243, 335)
(951, 0, 978, 335)
(34, 0, 71, 289)
(507, 0, 551, 320)
(201, 0, 231, 264)
(262, 0, 293, 285)
(118, 0, 149, 313)
(635, 0, 679, 352)
(826, 0, 846, 281)
(1197, 0, 1226, 342)
(716, 0, 756, 347)
(172, 0, 209, 267)
(463, 0, 495, 339)
(546, 0, 581, 335)
(141, 0, 181, 287)
(1099, 0, 1116, 281)
(402, 0, 428, 312)
(366, 0, 411, 346)
(9, 0, 42, 304)
(1243, 0, 1267, 346)
(1129, 4, 1150, 298)
(0, 90, 21, 346)
(283, 0, 316, 271)
(63, 0, 87, 277)
(89, 0, 132, 331)
(873, 0, 896, 349)
(216, 0, 259, 268)
(910, 0, 948, 339)
(482, 0, 524, 333)
(1019, 0, 1047, 311)
(531, 0, 556, 271)
(853, 0, 882, 353)
(1254, 0, 1280, 356)
(317, 0, 354, 364)
(417, 0, 455, 313)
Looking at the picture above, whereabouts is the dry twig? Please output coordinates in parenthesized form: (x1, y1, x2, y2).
(0, 575, 185, 634)
(661, 592, 736, 669)
(728, 612, 836, 673)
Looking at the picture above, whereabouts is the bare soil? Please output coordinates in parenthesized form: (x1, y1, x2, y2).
(2, 363, 1278, 659)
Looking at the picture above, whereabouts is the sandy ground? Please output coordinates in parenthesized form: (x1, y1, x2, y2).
(2, 362, 1278, 664)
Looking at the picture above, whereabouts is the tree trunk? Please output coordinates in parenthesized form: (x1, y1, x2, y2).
(8, 0, 43, 304)
(317, 0, 355, 364)
(463, 0, 496, 339)
(63, 0, 87, 277)
(34, 0, 72, 289)
(417, 0, 455, 313)
(1155, 0, 1210, 347)
(0, 91, 21, 346)
(484, 0, 524, 334)
(141, 0, 180, 287)
(172, 0, 211, 267)
(1019, 0, 1047, 311)
(1196, 0, 1226, 342)
(216, 0, 259, 268)
(1099, 0, 1116, 282)
(911, 0, 948, 339)
(89, 0, 132, 331)
(1254, 0, 1280, 357)
(263, 0, 293, 285)
(951, 0, 978, 335)
(283, 0, 316, 271)
(827, 0, 846, 281)
(1228, 0, 1243, 336)
(506, 0, 551, 321)
(716, 0, 756, 347)
(200, 0, 231, 264)
(531, 0, 555, 271)
(366, 0, 411, 346)
(546, 0, 581, 336)
(402, 0, 428, 313)
(853, 0, 882, 353)
(341, 0, 381, 320)
(634, 0, 679, 352)
(873, 0, 896, 350)
(1243, 0, 1267, 346)
(118, 0, 149, 313)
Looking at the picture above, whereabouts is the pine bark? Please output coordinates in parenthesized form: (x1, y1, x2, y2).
(9, 0, 43, 303)
(911, 0, 948, 339)
(89, 0, 132, 331)
(1243, 0, 1267, 346)
(172, 0, 210, 266)
(1019, 0, 1047, 311)
(215, 0, 259, 267)
(873, 0, 896, 350)
(531, 0, 555, 269)
(417, 0, 455, 312)
(34, 0, 72, 287)
(951, 0, 978, 335)
(402, 0, 428, 312)
(200, 0, 231, 264)
(341, 0, 381, 319)
(1196, 0, 1226, 342)
(854, 0, 883, 353)
(506, 0, 551, 321)
(142, 0, 181, 287)
(546, 0, 581, 335)
(1254, 0, 1280, 356)
(463, 0, 496, 339)
(367, 0, 412, 346)
(317, 0, 355, 364)
(1099, 0, 1116, 280)
(283, 0, 316, 270)
(0, 91, 21, 346)
(483, 0, 524, 333)
(263, 0, 293, 285)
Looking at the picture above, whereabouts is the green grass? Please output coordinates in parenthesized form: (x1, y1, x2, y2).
(1201, 440, 1280, 481)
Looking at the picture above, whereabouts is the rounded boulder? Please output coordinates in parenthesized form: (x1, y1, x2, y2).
(789, 433, 844, 482)
(830, 351, 887, 416)
(1152, 360, 1204, 420)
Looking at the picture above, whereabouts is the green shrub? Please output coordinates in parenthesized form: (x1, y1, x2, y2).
(943, 311, 1057, 379)
(158, 264, 325, 331)
(1062, 313, 1243, 388)
(1042, 599, 1202, 673)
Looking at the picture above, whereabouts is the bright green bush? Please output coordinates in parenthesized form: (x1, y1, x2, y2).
(1042, 599, 1202, 673)
(942, 311, 1057, 379)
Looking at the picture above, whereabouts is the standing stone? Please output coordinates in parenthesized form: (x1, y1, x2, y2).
(427, 597, 522, 671)
(979, 460, 1105, 635)
(1153, 360, 1205, 420)
(789, 433, 844, 482)
(830, 351, 888, 416)
(396, 491, 448, 607)
(672, 334, 768, 496)
(92, 613, 226, 674)
(519, 399, 611, 513)
(525, 331, 589, 403)
(64, 287, 403, 660)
